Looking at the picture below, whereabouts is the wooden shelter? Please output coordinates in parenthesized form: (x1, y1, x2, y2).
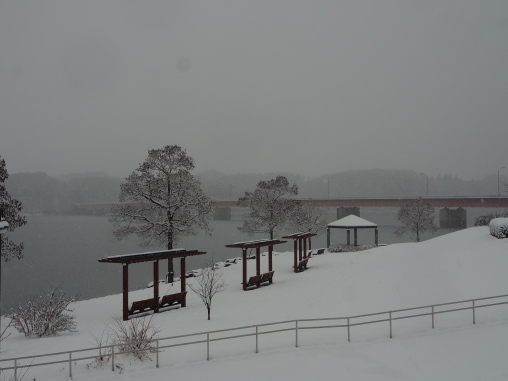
(327, 215, 378, 247)
(99, 248, 205, 320)
(225, 239, 286, 290)
(282, 232, 317, 273)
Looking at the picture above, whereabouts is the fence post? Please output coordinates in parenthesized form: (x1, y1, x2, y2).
(255, 325, 259, 353)
(432, 306, 435, 329)
(14, 359, 17, 381)
(156, 339, 159, 368)
(207, 333, 210, 361)
(111, 345, 115, 371)
(69, 352, 72, 378)
(389, 311, 392, 339)
(295, 321, 299, 348)
(347, 318, 350, 342)
(473, 300, 476, 324)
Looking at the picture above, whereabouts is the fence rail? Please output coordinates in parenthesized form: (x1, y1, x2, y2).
(1, 294, 507, 380)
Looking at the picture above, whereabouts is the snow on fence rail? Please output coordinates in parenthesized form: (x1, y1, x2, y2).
(1, 294, 508, 380)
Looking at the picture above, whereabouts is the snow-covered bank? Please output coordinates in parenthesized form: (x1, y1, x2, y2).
(1, 226, 507, 380)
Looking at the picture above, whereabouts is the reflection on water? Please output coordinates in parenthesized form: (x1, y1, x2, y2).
(2, 207, 487, 311)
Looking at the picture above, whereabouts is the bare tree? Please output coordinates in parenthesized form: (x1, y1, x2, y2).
(237, 176, 300, 239)
(394, 197, 438, 242)
(288, 201, 327, 249)
(187, 257, 226, 320)
(109, 145, 212, 282)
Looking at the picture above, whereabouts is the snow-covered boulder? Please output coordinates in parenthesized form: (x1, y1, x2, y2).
(489, 218, 508, 239)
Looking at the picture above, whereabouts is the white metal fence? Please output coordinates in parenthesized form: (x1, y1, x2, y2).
(1, 294, 507, 380)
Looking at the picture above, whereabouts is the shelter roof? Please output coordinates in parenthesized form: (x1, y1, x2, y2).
(98, 248, 206, 264)
(327, 215, 377, 229)
(225, 238, 287, 249)
(282, 232, 317, 240)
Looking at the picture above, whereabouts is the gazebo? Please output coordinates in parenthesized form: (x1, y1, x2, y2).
(99, 248, 206, 320)
(225, 239, 286, 290)
(327, 215, 378, 247)
(282, 232, 317, 273)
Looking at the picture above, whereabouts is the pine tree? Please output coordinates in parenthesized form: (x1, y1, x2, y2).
(0, 155, 27, 261)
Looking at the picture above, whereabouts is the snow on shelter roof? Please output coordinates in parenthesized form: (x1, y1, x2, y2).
(98, 249, 206, 264)
(282, 232, 317, 240)
(327, 215, 377, 229)
(225, 238, 287, 249)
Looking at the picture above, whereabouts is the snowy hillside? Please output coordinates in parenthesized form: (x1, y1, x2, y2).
(1, 226, 508, 380)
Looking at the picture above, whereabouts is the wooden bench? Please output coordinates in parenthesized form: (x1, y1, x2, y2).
(159, 292, 187, 309)
(309, 248, 325, 256)
(246, 274, 263, 288)
(297, 258, 309, 272)
(246, 271, 275, 289)
(128, 297, 159, 315)
(260, 271, 274, 284)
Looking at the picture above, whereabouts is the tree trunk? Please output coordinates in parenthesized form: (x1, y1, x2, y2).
(167, 224, 174, 283)
(167, 181, 175, 283)
(207, 307, 210, 320)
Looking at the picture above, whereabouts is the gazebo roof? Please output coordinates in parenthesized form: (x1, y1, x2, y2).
(98, 248, 206, 264)
(327, 215, 377, 229)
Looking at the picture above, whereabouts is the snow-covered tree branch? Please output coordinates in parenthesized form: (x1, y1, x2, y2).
(0, 155, 27, 261)
(109, 146, 212, 282)
(237, 176, 300, 239)
(187, 257, 226, 320)
(394, 197, 438, 242)
(288, 201, 327, 249)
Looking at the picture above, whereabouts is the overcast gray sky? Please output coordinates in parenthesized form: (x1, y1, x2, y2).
(1, 1, 507, 180)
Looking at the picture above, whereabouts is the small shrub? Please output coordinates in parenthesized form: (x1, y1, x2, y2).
(109, 315, 161, 361)
(87, 328, 112, 369)
(10, 286, 78, 337)
(489, 218, 508, 239)
(474, 211, 508, 226)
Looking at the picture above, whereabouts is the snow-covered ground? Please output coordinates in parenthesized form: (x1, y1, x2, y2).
(1, 226, 508, 380)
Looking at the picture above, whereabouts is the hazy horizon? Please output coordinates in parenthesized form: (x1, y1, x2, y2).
(1, 1, 508, 181)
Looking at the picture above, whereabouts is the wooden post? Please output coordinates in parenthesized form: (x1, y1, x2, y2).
(347, 229, 350, 245)
(122, 264, 129, 321)
(180, 257, 186, 307)
(293, 240, 298, 273)
(354, 228, 358, 246)
(268, 245, 273, 272)
(242, 249, 247, 291)
(299, 239, 303, 261)
(375, 229, 378, 246)
(327, 228, 330, 248)
(256, 247, 261, 276)
(303, 238, 307, 259)
(154, 260, 159, 313)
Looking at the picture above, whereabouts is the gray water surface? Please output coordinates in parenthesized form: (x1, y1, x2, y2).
(2, 207, 480, 311)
